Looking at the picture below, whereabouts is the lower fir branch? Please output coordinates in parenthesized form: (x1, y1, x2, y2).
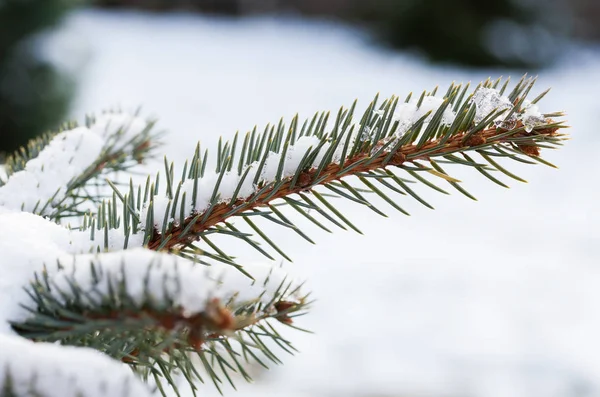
(12, 289, 308, 393)
(10, 248, 307, 382)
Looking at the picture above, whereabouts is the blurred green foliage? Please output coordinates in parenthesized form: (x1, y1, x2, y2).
(357, 0, 562, 67)
(0, 0, 75, 155)
(362, 0, 512, 65)
(95, 0, 242, 14)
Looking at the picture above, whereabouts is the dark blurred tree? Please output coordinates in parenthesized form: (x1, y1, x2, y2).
(356, 0, 564, 67)
(94, 0, 244, 14)
(570, 0, 600, 40)
(0, 0, 75, 156)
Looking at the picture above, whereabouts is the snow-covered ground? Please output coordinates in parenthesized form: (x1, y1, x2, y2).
(48, 8, 600, 397)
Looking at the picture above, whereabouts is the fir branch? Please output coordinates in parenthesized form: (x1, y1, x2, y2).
(10, 249, 308, 394)
(151, 123, 561, 252)
(0, 112, 161, 222)
(133, 78, 566, 263)
(48, 114, 162, 221)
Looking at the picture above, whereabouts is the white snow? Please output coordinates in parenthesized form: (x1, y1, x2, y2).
(0, 127, 103, 213)
(521, 99, 547, 132)
(262, 136, 322, 182)
(0, 212, 76, 334)
(139, 168, 256, 230)
(471, 87, 549, 132)
(393, 96, 457, 137)
(0, 334, 154, 397)
(9, 7, 600, 397)
(0, 211, 155, 396)
(471, 87, 515, 125)
(72, 225, 145, 251)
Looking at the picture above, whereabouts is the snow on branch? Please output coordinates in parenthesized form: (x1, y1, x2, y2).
(0, 209, 302, 331)
(0, 112, 158, 220)
(0, 211, 80, 334)
(0, 127, 103, 213)
(0, 334, 153, 397)
(470, 87, 547, 131)
(393, 95, 457, 137)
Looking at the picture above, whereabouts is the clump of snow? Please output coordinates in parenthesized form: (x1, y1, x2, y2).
(0, 334, 154, 397)
(194, 170, 242, 206)
(289, 136, 324, 173)
(520, 100, 547, 132)
(470, 88, 548, 131)
(393, 96, 456, 137)
(140, 166, 257, 231)
(0, 127, 103, 214)
(224, 167, 257, 199)
(0, 212, 75, 334)
(260, 136, 321, 182)
(471, 87, 515, 127)
(0, 212, 138, 331)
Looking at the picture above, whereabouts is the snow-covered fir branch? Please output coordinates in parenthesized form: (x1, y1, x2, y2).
(0, 112, 160, 220)
(0, 76, 567, 397)
(132, 78, 564, 259)
(0, 111, 306, 396)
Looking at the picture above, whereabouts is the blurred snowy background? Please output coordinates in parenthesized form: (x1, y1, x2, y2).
(4, 1, 600, 396)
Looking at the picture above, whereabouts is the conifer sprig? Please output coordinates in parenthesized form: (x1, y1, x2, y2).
(0, 113, 161, 221)
(2, 75, 568, 397)
(105, 76, 566, 265)
(11, 253, 308, 395)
